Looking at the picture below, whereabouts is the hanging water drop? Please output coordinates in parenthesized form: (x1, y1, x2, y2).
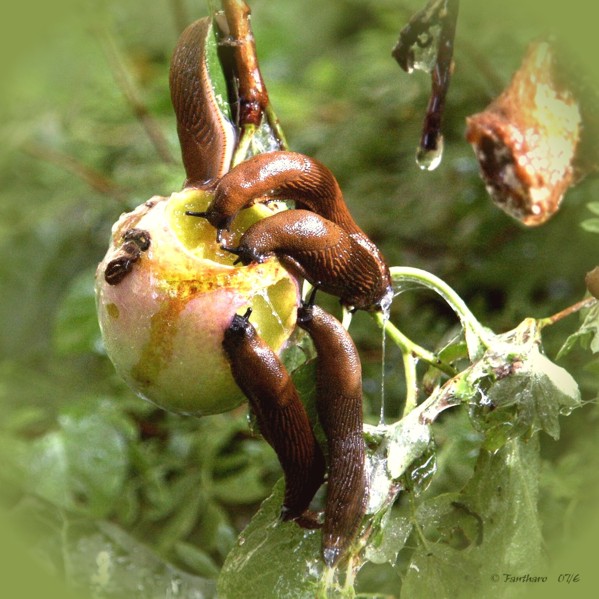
(416, 135, 444, 171)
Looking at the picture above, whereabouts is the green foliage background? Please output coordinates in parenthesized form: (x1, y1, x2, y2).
(1, 0, 598, 597)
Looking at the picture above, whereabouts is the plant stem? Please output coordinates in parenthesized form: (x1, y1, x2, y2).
(402, 351, 419, 417)
(97, 29, 175, 165)
(372, 312, 456, 377)
(231, 124, 257, 167)
(538, 296, 597, 328)
(265, 102, 290, 150)
(390, 266, 492, 358)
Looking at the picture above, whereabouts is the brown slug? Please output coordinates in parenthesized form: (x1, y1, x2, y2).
(196, 151, 365, 235)
(104, 228, 152, 285)
(222, 308, 326, 521)
(169, 18, 237, 188)
(223, 209, 392, 312)
(297, 299, 367, 567)
(191, 150, 392, 311)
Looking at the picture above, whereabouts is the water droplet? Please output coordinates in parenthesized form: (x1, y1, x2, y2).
(407, 449, 437, 493)
(416, 136, 444, 171)
(410, 26, 442, 74)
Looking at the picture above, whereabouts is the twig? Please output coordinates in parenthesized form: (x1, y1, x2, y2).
(392, 0, 460, 170)
(169, 0, 190, 35)
(96, 28, 176, 165)
(538, 296, 597, 328)
(418, 0, 459, 163)
(22, 142, 127, 201)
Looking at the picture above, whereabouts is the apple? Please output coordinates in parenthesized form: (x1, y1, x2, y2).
(95, 188, 299, 416)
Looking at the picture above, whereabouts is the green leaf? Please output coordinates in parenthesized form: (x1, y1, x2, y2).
(8, 497, 217, 598)
(53, 267, 102, 356)
(0, 432, 31, 497)
(174, 541, 220, 579)
(212, 464, 271, 504)
(24, 400, 131, 517)
(558, 301, 599, 357)
(586, 201, 599, 216)
(402, 437, 543, 599)
(580, 217, 599, 233)
(466, 319, 581, 446)
(196, 501, 237, 559)
(155, 477, 203, 552)
(83, 521, 217, 598)
(363, 504, 413, 565)
(217, 480, 325, 599)
(204, 21, 233, 122)
(462, 437, 543, 572)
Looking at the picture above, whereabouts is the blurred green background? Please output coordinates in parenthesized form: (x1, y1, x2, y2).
(1, 0, 598, 597)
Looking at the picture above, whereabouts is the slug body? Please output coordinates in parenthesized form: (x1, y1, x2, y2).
(297, 302, 367, 567)
(204, 151, 358, 233)
(186, 149, 392, 310)
(104, 228, 151, 285)
(226, 209, 392, 312)
(170, 8, 382, 568)
(222, 310, 326, 521)
(170, 18, 237, 188)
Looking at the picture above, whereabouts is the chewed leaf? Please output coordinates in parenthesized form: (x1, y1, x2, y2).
(485, 347, 579, 443)
(402, 437, 543, 599)
(466, 318, 581, 447)
(385, 411, 432, 481)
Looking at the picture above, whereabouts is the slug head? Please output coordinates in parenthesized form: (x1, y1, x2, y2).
(223, 307, 255, 351)
(220, 242, 263, 266)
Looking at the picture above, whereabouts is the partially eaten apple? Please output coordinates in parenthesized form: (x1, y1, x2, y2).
(95, 188, 299, 416)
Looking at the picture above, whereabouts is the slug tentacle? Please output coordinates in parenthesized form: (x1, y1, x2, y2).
(204, 151, 362, 235)
(170, 18, 236, 188)
(297, 303, 367, 567)
(222, 310, 326, 520)
(226, 210, 392, 312)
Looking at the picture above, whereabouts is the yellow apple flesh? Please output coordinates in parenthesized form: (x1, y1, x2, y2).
(95, 188, 299, 416)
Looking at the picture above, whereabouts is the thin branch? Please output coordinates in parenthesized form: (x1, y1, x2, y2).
(22, 142, 127, 201)
(389, 266, 493, 358)
(169, 0, 190, 35)
(96, 28, 176, 165)
(538, 296, 597, 328)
